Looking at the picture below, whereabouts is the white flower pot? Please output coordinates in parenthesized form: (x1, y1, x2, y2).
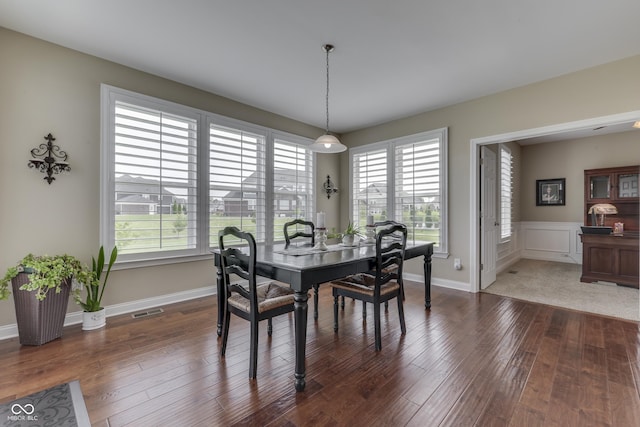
(342, 235, 356, 246)
(82, 308, 106, 331)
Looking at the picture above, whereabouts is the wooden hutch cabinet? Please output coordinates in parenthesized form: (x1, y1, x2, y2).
(581, 165, 639, 288)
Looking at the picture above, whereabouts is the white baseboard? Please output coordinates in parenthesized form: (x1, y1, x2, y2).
(0, 286, 216, 342)
(405, 272, 470, 293)
(433, 278, 471, 292)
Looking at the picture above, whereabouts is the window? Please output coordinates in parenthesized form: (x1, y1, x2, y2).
(272, 136, 314, 241)
(499, 145, 513, 242)
(101, 85, 314, 265)
(350, 128, 448, 254)
(352, 148, 388, 224)
(209, 123, 266, 244)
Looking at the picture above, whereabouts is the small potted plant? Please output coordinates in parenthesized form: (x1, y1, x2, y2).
(341, 222, 363, 246)
(75, 246, 117, 330)
(0, 254, 85, 345)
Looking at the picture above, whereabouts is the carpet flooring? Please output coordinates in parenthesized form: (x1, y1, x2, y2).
(0, 380, 90, 427)
(482, 259, 639, 322)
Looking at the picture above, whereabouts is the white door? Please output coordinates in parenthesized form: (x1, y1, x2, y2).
(480, 146, 497, 289)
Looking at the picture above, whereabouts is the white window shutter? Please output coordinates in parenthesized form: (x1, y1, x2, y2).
(209, 124, 266, 245)
(113, 101, 198, 255)
(352, 149, 388, 227)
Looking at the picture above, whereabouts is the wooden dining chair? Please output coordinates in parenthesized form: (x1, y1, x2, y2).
(284, 218, 350, 318)
(330, 221, 407, 351)
(283, 218, 315, 247)
(283, 218, 330, 320)
(339, 220, 402, 317)
(218, 226, 297, 379)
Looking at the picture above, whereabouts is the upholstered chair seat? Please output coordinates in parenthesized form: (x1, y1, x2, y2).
(227, 281, 295, 313)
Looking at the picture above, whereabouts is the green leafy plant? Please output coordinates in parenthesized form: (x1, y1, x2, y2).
(0, 254, 84, 301)
(75, 246, 118, 312)
(343, 221, 363, 237)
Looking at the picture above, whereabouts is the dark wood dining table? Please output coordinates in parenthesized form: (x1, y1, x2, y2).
(212, 240, 434, 392)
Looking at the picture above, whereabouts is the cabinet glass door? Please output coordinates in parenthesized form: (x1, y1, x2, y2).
(590, 175, 610, 199)
(618, 173, 638, 198)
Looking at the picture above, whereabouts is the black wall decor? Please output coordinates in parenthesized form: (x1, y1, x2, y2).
(28, 133, 70, 184)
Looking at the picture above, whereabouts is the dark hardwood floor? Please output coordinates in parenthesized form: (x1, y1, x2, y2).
(1, 282, 639, 426)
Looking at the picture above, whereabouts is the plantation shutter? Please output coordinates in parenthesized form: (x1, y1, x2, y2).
(209, 124, 266, 246)
(113, 101, 198, 255)
(394, 138, 441, 246)
(352, 149, 388, 227)
(500, 145, 513, 241)
(272, 138, 314, 241)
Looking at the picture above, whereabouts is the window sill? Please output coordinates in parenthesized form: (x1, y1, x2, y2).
(113, 253, 214, 271)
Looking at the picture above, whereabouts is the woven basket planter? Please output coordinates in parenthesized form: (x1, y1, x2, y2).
(12, 272, 71, 346)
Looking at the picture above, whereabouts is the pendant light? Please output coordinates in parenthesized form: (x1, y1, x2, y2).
(309, 44, 347, 153)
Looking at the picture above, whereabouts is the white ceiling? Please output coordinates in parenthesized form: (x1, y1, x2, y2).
(1, 0, 640, 135)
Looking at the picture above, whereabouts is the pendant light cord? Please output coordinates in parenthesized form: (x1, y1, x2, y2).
(324, 45, 331, 134)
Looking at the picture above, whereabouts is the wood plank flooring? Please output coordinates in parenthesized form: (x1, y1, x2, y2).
(0, 282, 639, 426)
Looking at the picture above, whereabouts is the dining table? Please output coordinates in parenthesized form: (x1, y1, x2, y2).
(212, 240, 434, 392)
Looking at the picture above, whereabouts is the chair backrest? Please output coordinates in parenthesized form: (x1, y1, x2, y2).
(283, 219, 315, 246)
(218, 226, 258, 310)
(373, 221, 407, 291)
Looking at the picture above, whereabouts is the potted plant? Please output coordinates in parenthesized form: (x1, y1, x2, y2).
(0, 254, 85, 345)
(341, 222, 363, 246)
(75, 246, 117, 330)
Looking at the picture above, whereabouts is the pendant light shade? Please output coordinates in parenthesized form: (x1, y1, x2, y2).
(309, 44, 347, 153)
(313, 134, 345, 153)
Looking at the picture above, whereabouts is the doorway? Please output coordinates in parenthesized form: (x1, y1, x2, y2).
(469, 110, 640, 292)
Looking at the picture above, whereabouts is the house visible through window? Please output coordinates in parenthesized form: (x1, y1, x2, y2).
(350, 128, 448, 255)
(102, 85, 314, 265)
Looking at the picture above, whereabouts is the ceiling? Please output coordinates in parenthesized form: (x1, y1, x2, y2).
(1, 0, 640, 135)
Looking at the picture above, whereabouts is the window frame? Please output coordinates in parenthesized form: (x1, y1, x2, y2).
(349, 128, 448, 257)
(101, 85, 315, 268)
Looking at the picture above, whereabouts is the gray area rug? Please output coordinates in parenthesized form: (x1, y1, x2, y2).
(0, 380, 90, 427)
(483, 259, 639, 322)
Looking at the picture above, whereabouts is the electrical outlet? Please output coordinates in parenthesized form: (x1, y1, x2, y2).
(454, 258, 462, 270)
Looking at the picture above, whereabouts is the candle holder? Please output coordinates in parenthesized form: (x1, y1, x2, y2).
(28, 133, 71, 184)
(363, 225, 376, 244)
(313, 228, 328, 251)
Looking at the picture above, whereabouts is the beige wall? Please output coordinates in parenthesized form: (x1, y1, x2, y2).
(520, 131, 639, 223)
(0, 28, 331, 327)
(1, 26, 639, 328)
(341, 54, 640, 283)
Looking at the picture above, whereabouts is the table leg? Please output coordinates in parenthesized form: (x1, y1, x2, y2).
(294, 290, 308, 392)
(424, 251, 432, 309)
(313, 284, 319, 320)
(216, 264, 224, 337)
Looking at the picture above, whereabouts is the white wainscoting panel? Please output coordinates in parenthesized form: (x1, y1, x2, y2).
(520, 221, 582, 264)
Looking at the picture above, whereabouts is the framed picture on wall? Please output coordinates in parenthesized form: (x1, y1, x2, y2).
(536, 178, 565, 206)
